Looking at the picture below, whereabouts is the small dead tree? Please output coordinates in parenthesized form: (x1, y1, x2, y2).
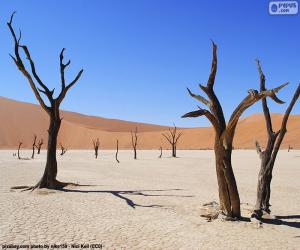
(31, 135, 37, 159)
(288, 145, 292, 152)
(131, 127, 138, 160)
(93, 138, 100, 159)
(17, 142, 22, 160)
(60, 143, 67, 156)
(158, 146, 162, 158)
(8, 13, 83, 189)
(182, 42, 287, 218)
(162, 125, 183, 157)
(116, 139, 120, 163)
(36, 139, 43, 154)
(252, 60, 300, 219)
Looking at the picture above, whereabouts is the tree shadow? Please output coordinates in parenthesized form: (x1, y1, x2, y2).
(60, 188, 193, 209)
(262, 215, 300, 229)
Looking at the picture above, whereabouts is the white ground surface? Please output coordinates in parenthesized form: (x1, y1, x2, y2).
(0, 150, 299, 249)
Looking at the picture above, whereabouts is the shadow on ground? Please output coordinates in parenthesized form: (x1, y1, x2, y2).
(61, 188, 193, 209)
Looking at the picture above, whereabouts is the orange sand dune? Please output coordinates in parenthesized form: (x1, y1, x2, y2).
(0, 96, 299, 149)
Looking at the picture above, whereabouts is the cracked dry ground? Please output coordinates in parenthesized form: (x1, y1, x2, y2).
(0, 150, 300, 249)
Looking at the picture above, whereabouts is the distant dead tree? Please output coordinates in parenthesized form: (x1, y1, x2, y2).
(251, 60, 300, 220)
(288, 145, 293, 152)
(182, 42, 287, 218)
(116, 139, 120, 163)
(8, 13, 83, 189)
(31, 135, 37, 159)
(17, 142, 22, 160)
(36, 139, 43, 154)
(60, 143, 67, 156)
(158, 146, 162, 158)
(93, 138, 100, 159)
(131, 127, 138, 159)
(162, 124, 183, 157)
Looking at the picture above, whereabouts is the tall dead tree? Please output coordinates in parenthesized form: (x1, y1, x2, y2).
(182, 42, 288, 218)
(31, 135, 37, 159)
(162, 125, 183, 157)
(60, 143, 67, 156)
(36, 139, 43, 154)
(8, 13, 83, 189)
(17, 142, 22, 160)
(116, 139, 120, 163)
(93, 138, 100, 159)
(131, 127, 138, 160)
(252, 60, 300, 219)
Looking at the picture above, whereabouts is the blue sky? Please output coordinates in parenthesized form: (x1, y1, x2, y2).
(0, 0, 299, 127)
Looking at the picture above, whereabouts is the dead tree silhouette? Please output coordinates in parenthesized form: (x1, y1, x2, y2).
(116, 139, 120, 163)
(288, 145, 293, 152)
(60, 143, 67, 156)
(162, 124, 183, 157)
(7, 12, 83, 190)
(36, 139, 43, 154)
(31, 135, 37, 159)
(252, 60, 300, 219)
(17, 142, 22, 160)
(131, 127, 138, 160)
(93, 138, 100, 159)
(158, 146, 162, 158)
(182, 42, 288, 218)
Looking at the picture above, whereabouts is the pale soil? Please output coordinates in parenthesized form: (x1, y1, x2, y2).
(0, 150, 299, 249)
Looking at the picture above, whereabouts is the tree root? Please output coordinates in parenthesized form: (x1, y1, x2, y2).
(11, 180, 82, 192)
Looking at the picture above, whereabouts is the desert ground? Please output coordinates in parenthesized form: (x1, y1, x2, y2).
(0, 150, 299, 249)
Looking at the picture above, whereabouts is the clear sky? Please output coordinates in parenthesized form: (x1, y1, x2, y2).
(0, 0, 299, 127)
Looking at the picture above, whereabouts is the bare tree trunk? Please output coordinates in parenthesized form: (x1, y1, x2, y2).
(36, 139, 43, 154)
(93, 138, 100, 159)
(252, 62, 300, 219)
(116, 139, 120, 163)
(36, 116, 61, 188)
(131, 127, 138, 160)
(17, 142, 22, 160)
(31, 135, 37, 159)
(182, 42, 287, 219)
(158, 146, 162, 158)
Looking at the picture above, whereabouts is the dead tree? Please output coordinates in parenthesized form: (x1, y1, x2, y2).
(131, 127, 138, 159)
(7, 13, 83, 189)
(31, 135, 37, 159)
(36, 139, 43, 154)
(182, 42, 288, 218)
(116, 139, 120, 163)
(17, 142, 22, 160)
(288, 145, 292, 152)
(252, 60, 300, 219)
(93, 138, 100, 159)
(158, 146, 162, 158)
(60, 143, 67, 156)
(162, 125, 183, 157)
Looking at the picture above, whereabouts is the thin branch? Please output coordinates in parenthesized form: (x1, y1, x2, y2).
(207, 41, 217, 89)
(187, 88, 211, 107)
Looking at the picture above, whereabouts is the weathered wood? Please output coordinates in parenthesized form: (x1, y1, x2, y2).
(116, 139, 120, 163)
(7, 13, 83, 190)
(158, 146, 162, 158)
(162, 125, 183, 157)
(131, 127, 138, 160)
(182, 43, 288, 218)
(17, 142, 22, 160)
(60, 143, 67, 156)
(93, 138, 100, 159)
(31, 135, 37, 159)
(252, 60, 300, 219)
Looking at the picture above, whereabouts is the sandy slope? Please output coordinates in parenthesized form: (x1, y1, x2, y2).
(0, 150, 299, 249)
(0, 96, 299, 149)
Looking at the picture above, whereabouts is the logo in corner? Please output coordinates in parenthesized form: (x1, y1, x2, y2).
(269, 1, 298, 15)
